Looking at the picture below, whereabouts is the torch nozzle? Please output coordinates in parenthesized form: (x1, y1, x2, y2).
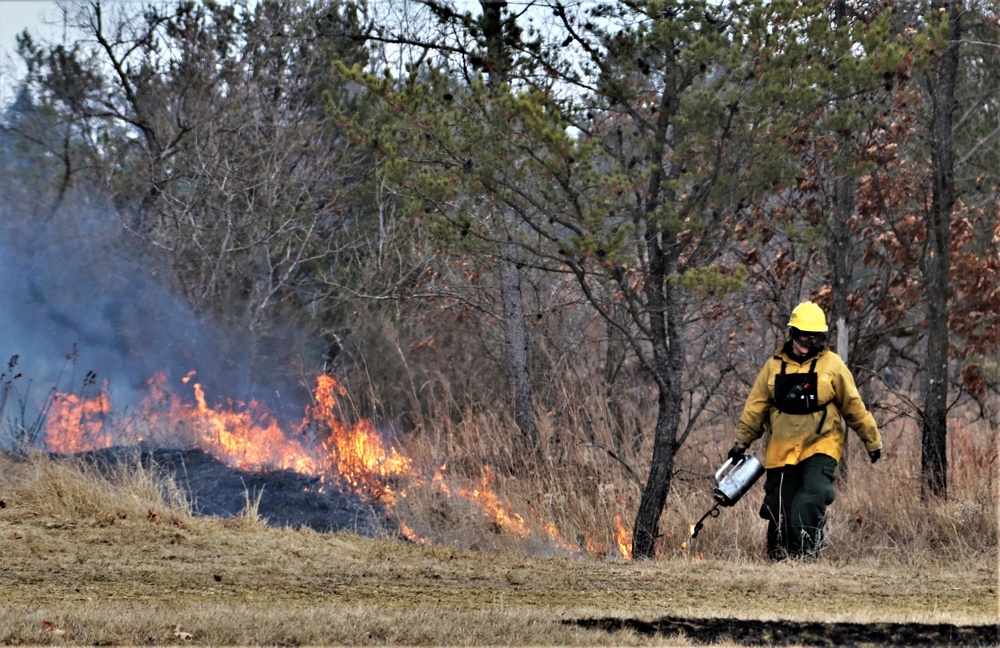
(690, 504, 721, 540)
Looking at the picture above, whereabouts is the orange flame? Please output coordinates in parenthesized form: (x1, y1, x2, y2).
(143, 373, 319, 475)
(398, 520, 430, 544)
(307, 375, 411, 503)
(681, 523, 697, 550)
(431, 465, 531, 537)
(615, 515, 632, 560)
(41, 371, 595, 553)
(44, 389, 112, 454)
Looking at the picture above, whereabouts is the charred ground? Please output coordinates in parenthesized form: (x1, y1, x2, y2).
(79, 445, 393, 534)
(573, 615, 999, 646)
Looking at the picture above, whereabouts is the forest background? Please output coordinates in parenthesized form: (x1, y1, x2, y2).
(0, 0, 997, 562)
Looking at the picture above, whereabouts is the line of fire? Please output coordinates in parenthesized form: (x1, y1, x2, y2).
(40, 370, 637, 559)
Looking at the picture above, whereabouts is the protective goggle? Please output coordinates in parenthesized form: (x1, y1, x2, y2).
(790, 328, 825, 344)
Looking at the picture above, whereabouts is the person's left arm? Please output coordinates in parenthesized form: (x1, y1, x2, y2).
(832, 360, 882, 454)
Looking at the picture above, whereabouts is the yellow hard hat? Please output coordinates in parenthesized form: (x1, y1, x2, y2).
(788, 301, 828, 333)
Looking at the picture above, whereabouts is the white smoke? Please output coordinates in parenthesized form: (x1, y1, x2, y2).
(0, 202, 314, 446)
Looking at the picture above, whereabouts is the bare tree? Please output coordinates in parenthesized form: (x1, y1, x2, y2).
(14, 1, 378, 382)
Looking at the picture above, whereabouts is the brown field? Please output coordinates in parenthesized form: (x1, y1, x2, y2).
(0, 450, 996, 646)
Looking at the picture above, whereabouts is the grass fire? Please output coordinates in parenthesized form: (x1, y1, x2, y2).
(40, 369, 598, 555)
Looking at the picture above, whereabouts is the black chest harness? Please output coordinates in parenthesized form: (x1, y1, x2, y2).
(772, 356, 833, 433)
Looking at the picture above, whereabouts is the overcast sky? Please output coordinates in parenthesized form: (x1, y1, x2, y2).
(1, 2, 57, 53)
(0, 0, 563, 110)
(1, 1, 67, 108)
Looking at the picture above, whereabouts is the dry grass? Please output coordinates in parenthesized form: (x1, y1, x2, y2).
(2, 406, 996, 645)
(1, 361, 996, 645)
(1, 450, 995, 646)
(388, 371, 998, 567)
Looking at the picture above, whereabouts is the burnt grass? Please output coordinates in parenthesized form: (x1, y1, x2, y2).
(571, 615, 1000, 646)
(80, 446, 393, 535)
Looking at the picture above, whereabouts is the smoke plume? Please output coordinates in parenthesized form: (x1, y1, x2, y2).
(0, 203, 314, 445)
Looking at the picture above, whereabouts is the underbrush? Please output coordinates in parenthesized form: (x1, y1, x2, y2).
(387, 373, 997, 566)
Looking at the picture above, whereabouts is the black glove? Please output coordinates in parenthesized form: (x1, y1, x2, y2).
(727, 443, 747, 465)
(869, 448, 881, 464)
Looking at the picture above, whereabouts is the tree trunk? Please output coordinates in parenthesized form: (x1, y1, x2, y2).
(830, 172, 855, 481)
(630, 42, 685, 561)
(632, 223, 684, 559)
(631, 241, 683, 559)
(830, 0, 856, 480)
(480, 0, 538, 449)
(632, 380, 680, 559)
(921, 0, 960, 500)
(500, 258, 537, 446)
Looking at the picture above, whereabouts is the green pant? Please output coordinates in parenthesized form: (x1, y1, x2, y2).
(759, 454, 837, 559)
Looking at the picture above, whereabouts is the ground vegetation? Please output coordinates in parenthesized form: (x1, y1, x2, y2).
(1, 0, 997, 568)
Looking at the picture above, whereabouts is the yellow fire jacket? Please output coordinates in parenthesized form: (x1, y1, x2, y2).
(736, 344, 882, 469)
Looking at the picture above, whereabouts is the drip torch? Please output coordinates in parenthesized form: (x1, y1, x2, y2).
(689, 454, 765, 540)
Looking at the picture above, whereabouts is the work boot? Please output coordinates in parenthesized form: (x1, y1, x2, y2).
(766, 520, 789, 561)
(795, 527, 826, 561)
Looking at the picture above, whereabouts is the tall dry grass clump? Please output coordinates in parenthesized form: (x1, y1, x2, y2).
(389, 370, 653, 557)
(829, 416, 998, 561)
(0, 450, 193, 528)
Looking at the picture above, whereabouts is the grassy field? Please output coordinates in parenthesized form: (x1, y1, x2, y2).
(0, 452, 996, 646)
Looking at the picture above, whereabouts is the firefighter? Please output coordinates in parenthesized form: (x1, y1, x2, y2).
(727, 301, 882, 560)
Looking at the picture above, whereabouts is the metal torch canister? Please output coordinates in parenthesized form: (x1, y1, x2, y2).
(713, 455, 765, 507)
